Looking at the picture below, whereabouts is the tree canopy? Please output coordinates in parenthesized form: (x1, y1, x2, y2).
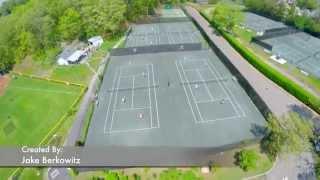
(244, 0, 320, 36)
(262, 113, 314, 159)
(211, 2, 244, 32)
(0, 0, 159, 73)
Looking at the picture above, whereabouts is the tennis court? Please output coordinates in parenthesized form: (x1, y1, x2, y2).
(126, 22, 203, 47)
(161, 8, 186, 18)
(244, 12, 287, 33)
(176, 57, 245, 123)
(86, 50, 265, 147)
(85, 8, 265, 162)
(104, 64, 159, 134)
(262, 32, 320, 78)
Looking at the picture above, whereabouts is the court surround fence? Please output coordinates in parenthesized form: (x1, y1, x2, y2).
(135, 17, 191, 24)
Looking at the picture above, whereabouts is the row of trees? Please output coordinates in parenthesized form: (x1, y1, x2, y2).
(0, 0, 29, 16)
(0, 0, 163, 74)
(244, 0, 320, 36)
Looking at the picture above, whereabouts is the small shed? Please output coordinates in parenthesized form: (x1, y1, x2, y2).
(88, 36, 103, 48)
(57, 41, 87, 66)
(67, 50, 87, 64)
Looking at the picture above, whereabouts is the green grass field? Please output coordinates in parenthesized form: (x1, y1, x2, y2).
(0, 75, 82, 178)
(0, 75, 81, 145)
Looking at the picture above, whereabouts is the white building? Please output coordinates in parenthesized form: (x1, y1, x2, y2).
(88, 36, 103, 49)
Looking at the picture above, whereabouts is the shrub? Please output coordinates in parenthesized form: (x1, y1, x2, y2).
(235, 149, 259, 171)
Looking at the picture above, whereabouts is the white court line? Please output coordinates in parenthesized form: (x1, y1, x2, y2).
(131, 76, 135, 108)
(109, 64, 157, 134)
(109, 69, 123, 133)
(104, 69, 120, 134)
(168, 32, 173, 44)
(179, 58, 243, 123)
(196, 69, 215, 101)
(113, 107, 150, 112)
(151, 64, 160, 128)
(184, 67, 208, 72)
(109, 127, 159, 134)
(200, 115, 241, 124)
(146, 64, 153, 128)
(179, 60, 205, 123)
(175, 61, 197, 124)
(205, 60, 246, 117)
(203, 59, 242, 117)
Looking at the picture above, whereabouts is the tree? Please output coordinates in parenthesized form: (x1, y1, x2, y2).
(211, 2, 244, 32)
(0, 46, 14, 73)
(81, 0, 127, 37)
(235, 149, 259, 171)
(297, 0, 318, 10)
(14, 31, 36, 62)
(105, 171, 119, 180)
(159, 169, 202, 180)
(57, 8, 82, 41)
(262, 113, 314, 159)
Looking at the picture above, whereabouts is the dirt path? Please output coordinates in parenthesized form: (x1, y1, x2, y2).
(0, 75, 10, 96)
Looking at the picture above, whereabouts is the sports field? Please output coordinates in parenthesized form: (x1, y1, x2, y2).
(87, 50, 265, 148)
(85, 8, 265, 165)
(262, 32, 320, 78)
(244, 12, 320, 78)
(126, 22, 204, 47)
(244, 12, 287, 33)
(0, 75, 81, 145)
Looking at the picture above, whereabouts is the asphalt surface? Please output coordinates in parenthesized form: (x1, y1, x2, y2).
(266, 153, 316, 180)
(185, 6, 319, 180)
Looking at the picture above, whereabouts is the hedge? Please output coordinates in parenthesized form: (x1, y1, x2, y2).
(199, 11, 320, 114)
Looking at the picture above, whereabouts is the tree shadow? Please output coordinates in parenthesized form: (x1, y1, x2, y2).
(250, 123, 267, 138)
(288, 104, 314, 120)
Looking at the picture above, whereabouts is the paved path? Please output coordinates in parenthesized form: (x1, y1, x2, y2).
(265, 153, 316, 180)
(46, 39, 125, 180)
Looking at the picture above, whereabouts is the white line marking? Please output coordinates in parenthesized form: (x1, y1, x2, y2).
(146, 65, 153, 128)
(131, 76, 135, 108)
(175, 61, 198, 124)
(196, 69, 215, 101)
(206, 60, 246, 117)
(109, 69, 123, 133)
(203, 60, 242, 117)
(179, 60, 205, 123)
(104, 69, 119, 134)
(151, 64, 160, 128)
(198, 115, 241, 124)
(109, 127, 158, 134)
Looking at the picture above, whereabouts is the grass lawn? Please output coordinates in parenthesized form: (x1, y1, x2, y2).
(0, 75, 81, 145)
(19, 168, 43, 180)
(74, 146, 273, 180)
(50, 64, 94, 85)
(14, 37, 122, 86)
(0, 75, 81, 178)
(89, 37, 122, 70)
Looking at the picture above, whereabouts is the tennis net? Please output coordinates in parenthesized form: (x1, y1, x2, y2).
(180, 78, 229, 85)
(107, 85, 159, 92)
